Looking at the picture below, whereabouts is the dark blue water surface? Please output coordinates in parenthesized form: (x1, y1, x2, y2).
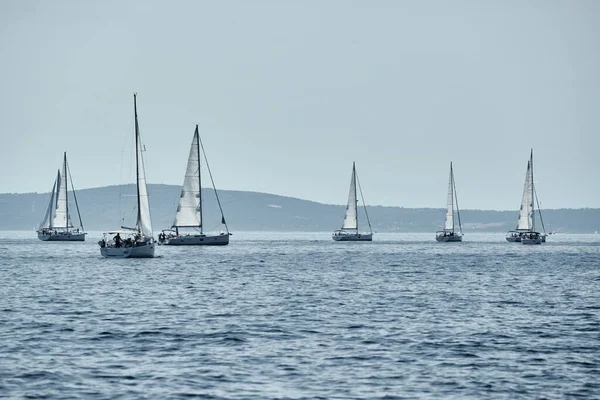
(1, 231, 599, 399)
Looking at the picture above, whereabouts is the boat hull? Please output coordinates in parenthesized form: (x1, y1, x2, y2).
(100, 242, 155, 258)
(522, 236, 542, 245)
(506, 236, 522, 243)
(37, 232, 86, 242)
(332, 233, 373, 242)
(436, 235, 463, 242)
(165, 234, 230, 246)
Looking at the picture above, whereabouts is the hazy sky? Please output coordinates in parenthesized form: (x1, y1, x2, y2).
(1, 0, 598, 210)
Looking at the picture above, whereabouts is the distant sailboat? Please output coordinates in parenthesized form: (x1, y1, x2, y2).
(506, 149, 546, 245)
(98, 94, 156, 258)
(332, 162, 373, 241)
(37, 152, 86, 241)
(159, 125, 230, 246)
(436, 162, 463, 242)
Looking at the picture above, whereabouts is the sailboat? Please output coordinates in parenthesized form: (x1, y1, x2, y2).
(436, 162, 463, 242)
(37, 152, 86, 241)
(98, 94, 156, 258)
(158, 125, 231, 246)
(506, 149, 547, 245)
(332, 162, 373, 241)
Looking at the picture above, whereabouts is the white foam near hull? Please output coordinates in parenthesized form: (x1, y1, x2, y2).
(436, 234, 463, 242)
(165, 234, 230, 246)
(332, 232, 373, 242)
(100, 242, 155, 258)
(38, 232, 86, 242)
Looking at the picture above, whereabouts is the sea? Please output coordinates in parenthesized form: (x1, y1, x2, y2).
(0, 231, 599, 399)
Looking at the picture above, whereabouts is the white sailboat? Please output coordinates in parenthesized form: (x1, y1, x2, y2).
(158, 125, 230, 246)
(37, 152, 86, 241)
(506, 149, 547, 245)
(436, 162, 463, 242)
(98, 94, 156, 258)
(332, 162, 373, 241)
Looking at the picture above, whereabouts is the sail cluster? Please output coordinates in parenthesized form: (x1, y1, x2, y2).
(38, 160, 73, 230)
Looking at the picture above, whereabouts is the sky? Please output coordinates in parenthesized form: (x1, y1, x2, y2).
(1, 0, 598, 210)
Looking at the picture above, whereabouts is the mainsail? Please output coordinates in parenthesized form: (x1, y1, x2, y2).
(341, 162, 358, 230)
(444, 163, 454, 231)
(134, 94, 153, 238)
(173, 126, 202, 228)
(52, 155, 71, 228)
(516, 153, 534, 231)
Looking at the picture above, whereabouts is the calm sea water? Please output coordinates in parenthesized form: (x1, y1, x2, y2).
(0, 231, 599, 399)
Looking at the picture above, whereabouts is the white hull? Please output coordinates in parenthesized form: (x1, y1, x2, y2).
(436, 234, 462, 242)
(332, 232, 372, 242)
(100, 242, 155, 258)
(506, 236, 522, 243)
(165, 233, 229, 246)
(37, 231, 86, 242)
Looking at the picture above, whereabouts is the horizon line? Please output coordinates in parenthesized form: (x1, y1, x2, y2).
(1, 183, 598, 212)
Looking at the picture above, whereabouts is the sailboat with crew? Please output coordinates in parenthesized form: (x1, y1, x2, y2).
(158, 125, 231, 246)
(98, 94, 156, 258)
(37, 152, 86, 241)
(436, 162, 463, 242)
(506, 149, 547, 245)
(332, 162, 373, 241)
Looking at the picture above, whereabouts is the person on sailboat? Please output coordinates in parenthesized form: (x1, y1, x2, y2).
(114, 233, 122, 248)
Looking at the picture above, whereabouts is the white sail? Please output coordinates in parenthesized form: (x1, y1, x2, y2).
(342, 163, 358, 230)
(173, 127, 201, 228)
(134, 96, 153, 238)
(444, 164, 454, 231)
(51, 159, 71, 228)
(516, 158, 534, 231)
(39, 173, 59, 230)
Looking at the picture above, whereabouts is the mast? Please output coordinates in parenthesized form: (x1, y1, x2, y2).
(451, 162, 455, 232)
(530, 149, 535, 232)
(63, 152, 69, 229)
(196, 125, 203, 233)
(134, 93, 141, 232)
(353, 162, 358, 231)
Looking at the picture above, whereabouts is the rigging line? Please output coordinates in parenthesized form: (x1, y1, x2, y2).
(533, 183, 546, 234)
(66, 157, 85, 231)
(355, 170, 372, 232)
(198, 135, 229, 233)
(452, 164, 463, 234)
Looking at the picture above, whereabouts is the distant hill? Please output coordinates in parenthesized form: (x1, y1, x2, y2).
(0, 184, 598, 232)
